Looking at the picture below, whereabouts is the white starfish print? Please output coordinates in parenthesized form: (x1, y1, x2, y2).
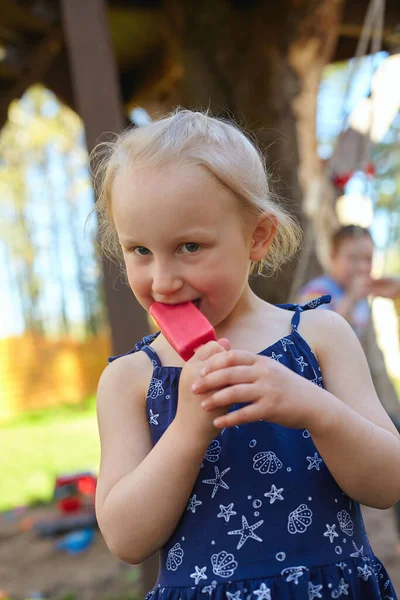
(357, 564, 373, 581)
(217, 503, 237, 523)
(335, 562, 347, 570)
(270, 352, 282, 362)
(149, 409, 159, 425)
(190, 566, 207, 585)
(308, 299, 322, 308)
(264, 484, 284, 504)
(308, 581, 323, 599)
(323, 524, 339, 543)
(350, 541, 368, 561)
(296, 356, 308, 372)
(252, 583, 271, 600)
(226, 592, 242, 600)
(306, 452, 323, 471)
(337, 577, 350, 595)
(281, 337, 294, 351)
(202, 466, 231, 498)
(281, 566, 308, 584)
(228, 515, 264, 550)
(187, 495, 202, 513)
(202, 581, 217, 596)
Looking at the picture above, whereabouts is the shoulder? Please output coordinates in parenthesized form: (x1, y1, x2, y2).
(297, 307, 357, 359)
(97, 350, 153, 412)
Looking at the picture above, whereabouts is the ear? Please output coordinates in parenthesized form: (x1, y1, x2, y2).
(249, 213, 278, 261)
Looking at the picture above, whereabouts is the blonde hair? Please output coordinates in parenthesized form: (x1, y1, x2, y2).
(91, 108, 302, 276)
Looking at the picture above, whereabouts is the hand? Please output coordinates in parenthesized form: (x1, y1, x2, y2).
(176, 339, 231, 443)
(192, 350, 316, 430)
(369, 276, 400, 300)
(347, 275, 373, 302)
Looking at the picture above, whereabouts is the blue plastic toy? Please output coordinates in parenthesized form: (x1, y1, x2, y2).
(55, 528, 95, 554)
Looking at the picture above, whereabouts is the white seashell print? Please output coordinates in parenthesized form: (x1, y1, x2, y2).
(337, 510, 354, 536)
(211, 551, 238, 578)
(148, 377, 164, 399)
(166, 543, 184, 571)
(287, 504, 313, 534)
(253, 451, 283, 474)
(205, 440, 222, 462)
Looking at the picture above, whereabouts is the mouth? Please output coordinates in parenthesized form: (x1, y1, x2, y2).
(153, 298, 202, 309)
(192, 298, 201, 309)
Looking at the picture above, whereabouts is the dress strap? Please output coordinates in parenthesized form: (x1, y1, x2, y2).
(140, 343, 162, 367)
(108, 332, 163, 367)
(276, 295, 331, 332)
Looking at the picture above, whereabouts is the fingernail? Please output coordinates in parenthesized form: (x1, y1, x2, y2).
(201, 401, 207, 408)
(192, 383, 199, 392)
(214, 418, 222, 427)
(201, 368, 208, 377)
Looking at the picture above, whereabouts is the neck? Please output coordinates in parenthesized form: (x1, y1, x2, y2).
(215, 284, 264, 338)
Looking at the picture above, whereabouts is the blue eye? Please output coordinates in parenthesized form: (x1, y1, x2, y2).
(133, 246, 151, 256)
(181, 243, 200, 253)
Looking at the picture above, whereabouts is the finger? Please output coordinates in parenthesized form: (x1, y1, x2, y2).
(213, 404, 263, 428)
(193, 341, 227, 361)
(192, 365, 256, 394)
(203, 383, 256, 410)
(201, 350, 256, 376)
(217, 338, 230, 351)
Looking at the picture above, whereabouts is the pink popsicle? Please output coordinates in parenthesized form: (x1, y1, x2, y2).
(149, 301, 217, 361)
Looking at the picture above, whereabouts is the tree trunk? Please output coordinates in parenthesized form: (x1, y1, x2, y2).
(160, 0, 344, 303)
(61, 0, 149, 354)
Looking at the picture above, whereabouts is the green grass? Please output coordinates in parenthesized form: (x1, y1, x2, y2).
(0, 396, 100, 512)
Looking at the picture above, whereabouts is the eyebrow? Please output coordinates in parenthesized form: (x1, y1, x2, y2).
(119, 237, 142, 247)
(120, 228, 213, 245)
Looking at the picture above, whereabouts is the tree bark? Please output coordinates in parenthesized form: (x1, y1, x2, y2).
(159, 0, 344, 303)
(61, 0, 149, 353)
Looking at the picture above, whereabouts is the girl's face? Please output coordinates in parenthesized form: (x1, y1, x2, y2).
(111, 162, 273, 327)
(330, 235, 374, 288)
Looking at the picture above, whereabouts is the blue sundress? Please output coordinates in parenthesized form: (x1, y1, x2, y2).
(109, 296, 397, 600)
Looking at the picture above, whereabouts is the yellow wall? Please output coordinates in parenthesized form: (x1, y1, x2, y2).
(0, 331, 111, 422)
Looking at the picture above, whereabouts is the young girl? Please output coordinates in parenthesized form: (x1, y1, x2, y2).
(93, 110, 400, 599)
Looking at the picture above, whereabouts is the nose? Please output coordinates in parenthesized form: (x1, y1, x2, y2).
(151, 261, 183, 299)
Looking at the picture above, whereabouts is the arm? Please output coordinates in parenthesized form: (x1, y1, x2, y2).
(305, 310, 400, 508)
(95, 354, 207, 564)
(96, 343, 228, 564)
(370, 276, 400, 300)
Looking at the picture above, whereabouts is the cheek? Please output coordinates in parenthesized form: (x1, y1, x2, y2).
(125, 259, 147, 293)
(337, 257, 352, 273)
(212, 267, 247, 300)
